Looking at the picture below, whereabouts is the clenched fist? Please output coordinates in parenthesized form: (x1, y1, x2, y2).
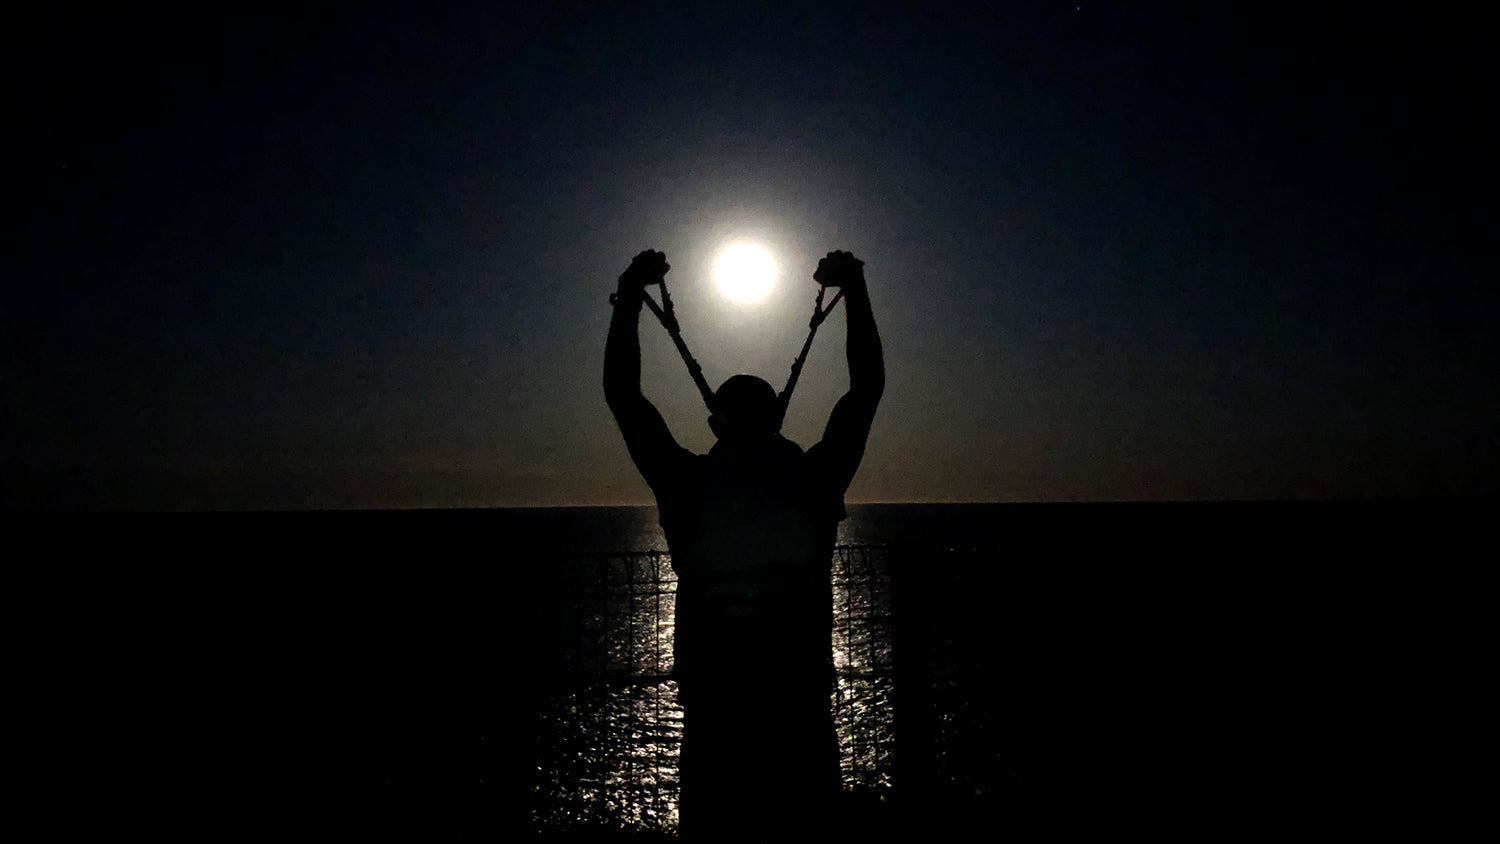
(619, 249, 670, 290)
(813, 250, 864, 288)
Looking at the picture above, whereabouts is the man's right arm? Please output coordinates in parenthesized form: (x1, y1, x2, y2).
(604, 250, 691, 492)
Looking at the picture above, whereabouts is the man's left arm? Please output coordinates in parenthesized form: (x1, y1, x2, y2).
(807, 251, 884, 494)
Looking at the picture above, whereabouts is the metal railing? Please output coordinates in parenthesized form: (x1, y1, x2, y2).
(527, 545, 894, 835)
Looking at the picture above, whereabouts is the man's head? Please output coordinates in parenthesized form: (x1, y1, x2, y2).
(709, 374, 782, 441)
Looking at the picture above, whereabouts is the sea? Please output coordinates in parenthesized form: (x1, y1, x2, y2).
(15, 501, 1483, 839)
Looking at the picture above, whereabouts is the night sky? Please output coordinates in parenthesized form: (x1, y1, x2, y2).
(5, 3, 1494, 510)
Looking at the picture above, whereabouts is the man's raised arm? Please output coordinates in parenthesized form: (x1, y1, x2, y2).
(809, 251, 885, 492)
(604, 250, 691, 491)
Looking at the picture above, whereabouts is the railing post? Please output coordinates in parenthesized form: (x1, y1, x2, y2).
(890, 542, 935, 814)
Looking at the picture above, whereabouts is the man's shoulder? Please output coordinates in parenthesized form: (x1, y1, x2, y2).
(670, 448, 709, 480)
(703, 435, 804, 461)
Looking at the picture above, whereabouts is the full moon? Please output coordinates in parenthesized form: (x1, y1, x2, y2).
(714, 243, 776, 303)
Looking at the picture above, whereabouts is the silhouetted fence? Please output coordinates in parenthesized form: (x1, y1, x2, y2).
(527, 545, 896, 835)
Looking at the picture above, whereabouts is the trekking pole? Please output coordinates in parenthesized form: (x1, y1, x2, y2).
(639, 281, 718, 413)
(777, 284, 845, 421)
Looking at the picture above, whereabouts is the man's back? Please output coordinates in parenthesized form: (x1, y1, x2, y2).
(662, 435, 844, 835)
(659, 434, 841, 680)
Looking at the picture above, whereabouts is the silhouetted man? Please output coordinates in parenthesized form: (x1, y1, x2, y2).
(605, 248, 883, 836)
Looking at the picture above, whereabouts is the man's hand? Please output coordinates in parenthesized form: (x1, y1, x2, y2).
(813, 250, 865, 288)
(619, 249, 670, 290)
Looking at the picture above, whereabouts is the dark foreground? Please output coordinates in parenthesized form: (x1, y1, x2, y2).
(10, 501, 1486, 839)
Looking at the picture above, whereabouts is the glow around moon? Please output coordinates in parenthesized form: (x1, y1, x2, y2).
(714, 243, 777, 303)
